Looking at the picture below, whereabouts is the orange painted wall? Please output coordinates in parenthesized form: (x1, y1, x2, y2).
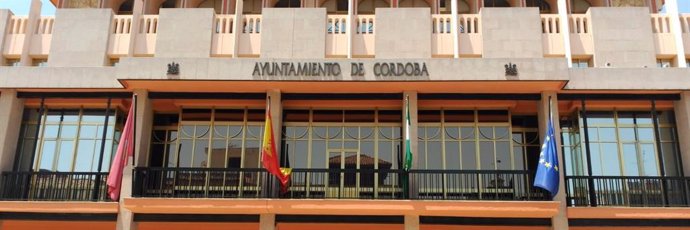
(277, 223, 403, 230)
(1, 220, 116, 230)
(137, 222, 259, 230)
(420, 225, 551, 230)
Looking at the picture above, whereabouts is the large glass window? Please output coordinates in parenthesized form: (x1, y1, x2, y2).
(282, 109, 401, 170)
(561, 110, 682, 177)
(148, 108, 265, 169)
(14, 108, 120, 172)
(418, 110, 533, 171)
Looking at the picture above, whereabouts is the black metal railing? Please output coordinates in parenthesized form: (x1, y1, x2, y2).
(566, 176, 690, 207)
(134, 167, 548, 201)
(411, 170, 549, 201)
(0, 171, 110, 201)
(133, 167, 273, 198)
(286, 168, 404, 199)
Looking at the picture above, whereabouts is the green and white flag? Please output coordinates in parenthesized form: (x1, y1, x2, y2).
(404, 96, 413, 171)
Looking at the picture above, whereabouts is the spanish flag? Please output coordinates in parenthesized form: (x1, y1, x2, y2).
(262, 99, 291, 193)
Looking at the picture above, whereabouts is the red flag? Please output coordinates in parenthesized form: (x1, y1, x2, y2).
(106, 98, 135, 201)
(262, 100, 291, 193)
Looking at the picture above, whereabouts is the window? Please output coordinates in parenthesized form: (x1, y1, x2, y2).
(322, 0, 348, 13)
(561, 110, 682, 177)
(417, 110, 529, 171)
(274, 0, 301, 8)
(483, 0, 510, 7)
(282, 109, 400, 171)
(570, 0, 591, 13)
(14, 108, 121, 172)
(198, 0, 223, 14)
(657, 59, 672, 68)
(525, 0, 551, 13)
(32, 59, 48, 67)
(440, 0, 471, 14)
(117, 0, 134, 14)
(148, 108, 266, 169)
(572, 58, 591, 68)
(357, 0, 389, 14)
(6, 59, 20, 67)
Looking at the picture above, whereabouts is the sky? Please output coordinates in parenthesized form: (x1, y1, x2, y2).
(0, 0, 56, 15)
(0, 0, 688, 15)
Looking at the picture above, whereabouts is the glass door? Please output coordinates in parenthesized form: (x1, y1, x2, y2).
(327, 149, 359, 198)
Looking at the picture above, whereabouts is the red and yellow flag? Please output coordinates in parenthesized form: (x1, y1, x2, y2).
(262, 101, 291, 193)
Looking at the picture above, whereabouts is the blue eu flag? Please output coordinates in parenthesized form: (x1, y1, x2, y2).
(534, 114, 560, 197)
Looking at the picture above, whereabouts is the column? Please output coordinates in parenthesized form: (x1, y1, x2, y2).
(127, 0, 146, 57)
(404, 214, 419, 230)
(0, 90, 25, 172)
(403, 91, 418, 198)
(115, 164, 137, 230)
(134, 89, 153, 166)
(537, 92, 568, 230)
(674, 92, 690, 175)
(259, 214, 276, 230)
(347, 0, 353, 58)
(664, 0, 687, 68)
(450, 0, 459, 58)
(0, 9, 11, 65)
(19, 0, 41, 66)
(557, 0, 573, 67)
(232, 0, 243, 58)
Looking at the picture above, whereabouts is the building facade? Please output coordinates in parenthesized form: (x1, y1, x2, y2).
(0, 0, 690, 229)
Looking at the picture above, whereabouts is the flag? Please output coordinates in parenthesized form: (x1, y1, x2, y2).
(404, 96, 413, 171)
(534, 99, 560, 197)
(106, 97, 135, 201)
(262, 99, 291, 193)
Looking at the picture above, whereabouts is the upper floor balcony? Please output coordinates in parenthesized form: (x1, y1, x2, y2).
(1, 7, 689, 68)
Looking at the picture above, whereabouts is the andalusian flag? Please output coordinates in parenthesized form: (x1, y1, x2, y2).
(404, 96, 413, 171)
(262, 98, 291, 193)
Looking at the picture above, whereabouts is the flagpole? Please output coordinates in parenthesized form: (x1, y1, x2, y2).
(132, 94, 137, 166)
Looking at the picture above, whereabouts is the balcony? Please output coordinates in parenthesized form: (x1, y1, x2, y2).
(566, 176, 690, 207)
(133, 167, 548, 201)
(0, 171, 109, 202)
(3, 10, 688, 64)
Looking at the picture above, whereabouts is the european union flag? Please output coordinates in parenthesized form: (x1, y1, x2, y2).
(534, 115, 560, 197)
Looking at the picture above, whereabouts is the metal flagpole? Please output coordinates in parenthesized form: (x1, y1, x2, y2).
(93, 97, 112, 200)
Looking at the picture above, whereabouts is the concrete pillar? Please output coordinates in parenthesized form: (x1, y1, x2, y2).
(404, 215, 419, 230)
(127, 0, 146, 57)
(403, 91, 418, 198)
(232, 0, 243, 58)
(556, 0, 572, 67)
(347, 0, 353, 58)
(134, 89, 153, 167)
(537, 91, 568, 230)
(664, 0, 687, 68)
(674, 91, 690, 176)
(115, 164, 137, 230)
(0, 10, 11, 66)
(19, 0, 41, 66)
(0, 90, 25, 172)
(259, 214, 276, 230)
(450, 0, 459, 58)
